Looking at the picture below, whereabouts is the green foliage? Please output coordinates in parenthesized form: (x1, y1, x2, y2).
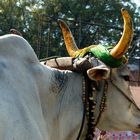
(0, 0, 139, 59)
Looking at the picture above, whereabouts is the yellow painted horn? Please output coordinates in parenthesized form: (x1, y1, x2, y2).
(58, 19, 79, 57)
(110, 8, 133, 59)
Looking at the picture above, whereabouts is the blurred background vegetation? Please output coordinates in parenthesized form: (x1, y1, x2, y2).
(0, 0, 140, 59)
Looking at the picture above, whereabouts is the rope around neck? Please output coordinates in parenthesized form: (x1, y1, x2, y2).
(76, 74, 108, 140)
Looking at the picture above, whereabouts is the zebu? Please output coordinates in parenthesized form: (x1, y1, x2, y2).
(0, 8, 139, 140)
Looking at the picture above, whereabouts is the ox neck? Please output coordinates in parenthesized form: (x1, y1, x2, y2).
(78, 75, 108, 140)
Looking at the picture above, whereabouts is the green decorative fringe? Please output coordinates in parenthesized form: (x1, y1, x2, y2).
(89, 45, 125, 68)
(76, 45, 127, 68)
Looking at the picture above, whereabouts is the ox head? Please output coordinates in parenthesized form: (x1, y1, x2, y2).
(58, 9, 140, 132)
(58, 8, 133, 81)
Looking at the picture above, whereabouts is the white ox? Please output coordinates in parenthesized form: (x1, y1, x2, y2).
(0, 34, 140, 140)
(0, 9, 140, 140)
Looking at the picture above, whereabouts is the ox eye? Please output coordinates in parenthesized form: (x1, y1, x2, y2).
(122, 75, 130, 81)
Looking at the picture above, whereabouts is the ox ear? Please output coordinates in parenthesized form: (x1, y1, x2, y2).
(87, 65, 110, 80)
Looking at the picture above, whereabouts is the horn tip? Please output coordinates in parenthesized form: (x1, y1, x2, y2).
(57, 19, 66, 26)
(57, 19, 64, 25)
(57, 19, 62, 22)
(58, 19, 70, 32)
(121, 8, 129, 15)
(121, 8, 126, 12)
(57, 19, 66, 24)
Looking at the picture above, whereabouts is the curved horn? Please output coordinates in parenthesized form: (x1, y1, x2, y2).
(58, 19, 79, 57)
(110, 8, 133, 59)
